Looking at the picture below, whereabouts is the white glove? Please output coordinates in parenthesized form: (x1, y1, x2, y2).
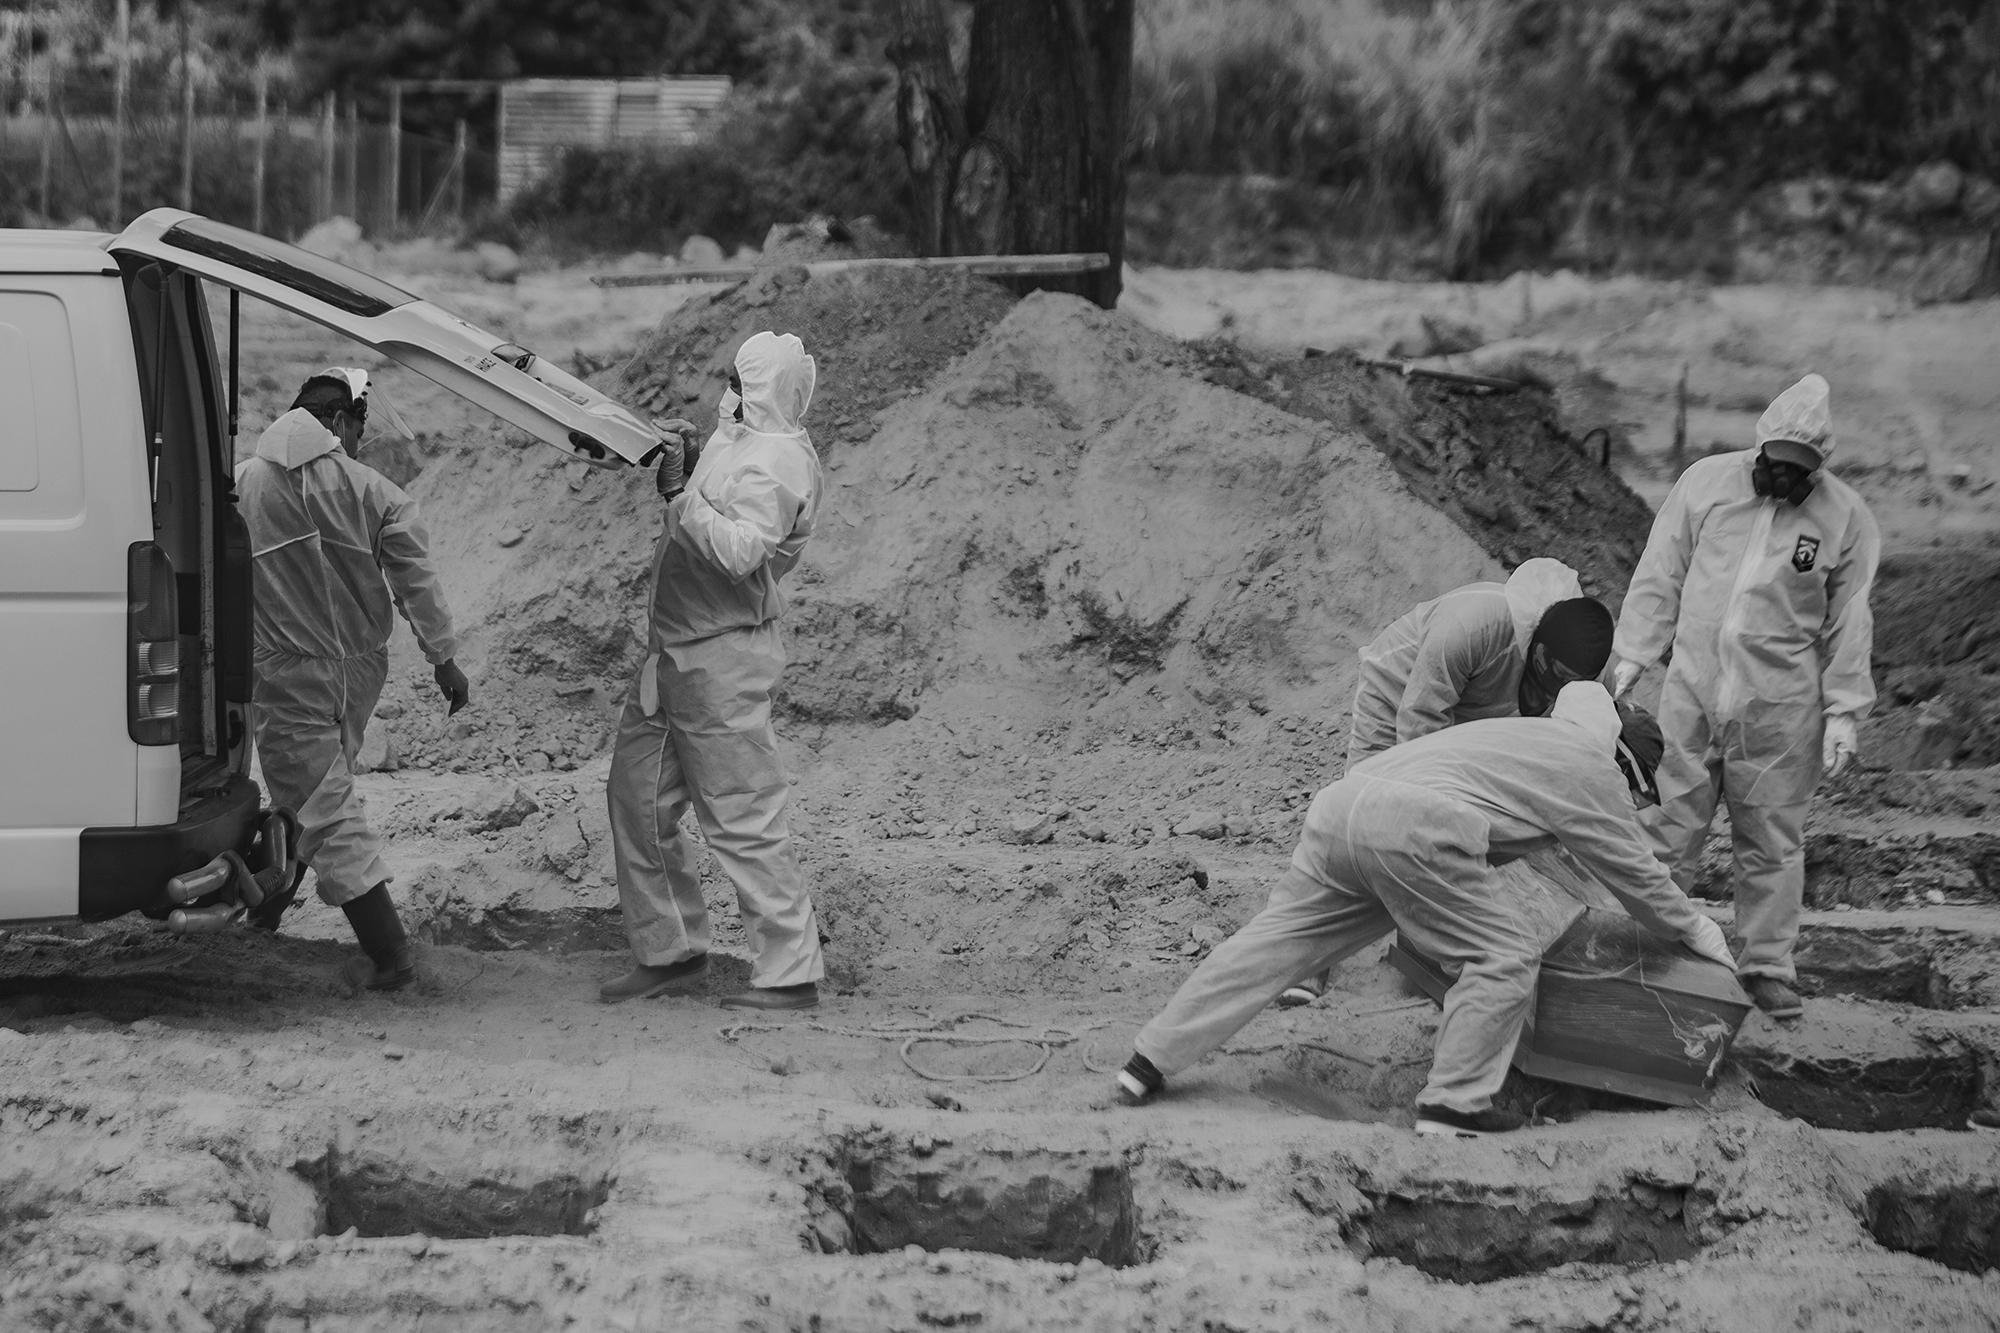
(1682, 915, 1735, 970)
(1611, 660, 1642, 699)
(1823, 714, 1858, 779)
(638, 653, 662, 717)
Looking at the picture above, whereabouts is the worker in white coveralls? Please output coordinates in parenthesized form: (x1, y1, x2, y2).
(1277, 558, 1611, 1007)
(1114, 681, 1736, 1137)
(236, 369, 470, 991)
(1610, 373, 1879, 1023)
(600, 331, 828, 1011)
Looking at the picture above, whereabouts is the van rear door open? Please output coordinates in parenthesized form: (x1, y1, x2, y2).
(108, 209, 666, 468)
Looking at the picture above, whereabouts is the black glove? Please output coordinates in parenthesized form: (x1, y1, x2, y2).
(433, 659, 470, 715)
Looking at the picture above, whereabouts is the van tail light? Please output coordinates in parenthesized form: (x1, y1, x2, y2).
(128, 542, 180, 745)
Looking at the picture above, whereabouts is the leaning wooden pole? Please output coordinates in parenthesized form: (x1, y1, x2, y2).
(590, 252, 1114, 289)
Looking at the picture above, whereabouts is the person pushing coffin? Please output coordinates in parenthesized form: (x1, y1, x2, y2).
(1279, 557, 1613, 1006)
(1115, 681, 1734, 1137)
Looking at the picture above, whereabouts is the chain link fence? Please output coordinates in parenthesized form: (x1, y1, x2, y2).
(1, 61, 498, 241)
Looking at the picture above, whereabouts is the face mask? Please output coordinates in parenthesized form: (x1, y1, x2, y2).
(1518, 643, 1590, 719)
(1752, 448, 1817, 505)
(1519, 664, 1558, 720)
(718, 387, 743, 426)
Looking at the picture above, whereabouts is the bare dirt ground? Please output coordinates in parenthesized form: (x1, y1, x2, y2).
(4, 239, 2000, 1331)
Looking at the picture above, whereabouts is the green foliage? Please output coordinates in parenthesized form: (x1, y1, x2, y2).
(0, 117, 321, 234)
(251, 0, 767, 94)
(1589, 0, 2000, 180)
(498, 57, 907, 256)
(1129, 0, 2000, 275)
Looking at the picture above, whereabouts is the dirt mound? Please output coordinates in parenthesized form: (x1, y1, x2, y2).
(779, 291, 1494, 736)
(1189, 342, 1655, 601)
(339, 265, 1022, 779)
(607, 264, 1021, 456)
(368, 273, 1496, 791)
(1865, 546, 2000, 767)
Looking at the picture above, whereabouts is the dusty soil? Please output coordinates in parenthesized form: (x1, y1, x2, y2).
(4, 240, 2000, 1331)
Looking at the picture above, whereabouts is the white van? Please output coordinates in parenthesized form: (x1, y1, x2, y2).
(0, 208, 665, 932)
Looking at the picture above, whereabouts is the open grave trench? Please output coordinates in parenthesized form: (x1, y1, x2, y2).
(4, 998, 2000, 1329)
(794, 1118, 2000, 1295)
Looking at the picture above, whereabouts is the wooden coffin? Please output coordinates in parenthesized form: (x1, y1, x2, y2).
(1389, 905, 1753, 1108)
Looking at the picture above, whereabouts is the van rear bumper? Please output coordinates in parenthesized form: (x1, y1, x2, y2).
(78, 775, 266, 920)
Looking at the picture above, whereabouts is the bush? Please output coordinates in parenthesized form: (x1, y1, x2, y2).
(1131, 0, 2000, 276)
(0, 115, 322, 236)
(501, 47, 909, 256)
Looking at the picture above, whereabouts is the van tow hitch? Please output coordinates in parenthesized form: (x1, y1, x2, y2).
(163, 808, 300, 934)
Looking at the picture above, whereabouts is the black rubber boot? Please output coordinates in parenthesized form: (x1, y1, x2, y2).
(339, 884, 417, 992)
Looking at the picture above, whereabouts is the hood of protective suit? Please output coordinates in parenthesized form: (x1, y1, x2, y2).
(1756, 373, 1835, 467)
(1552, 680, 1621, 750)
(735, 332, 815, 440)
(256, 407, 343, 470)
(1503, 557, 1584, 652)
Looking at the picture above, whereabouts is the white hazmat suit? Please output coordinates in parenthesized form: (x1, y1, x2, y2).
(1277, 558, 1587, 1006)
(1348, 557, 1584, 765)
(1613, 375, 1879, 983)
(1134, 683, 1710, 1115)
(608, 332, 827, 989)
(235, 408, 458, 906)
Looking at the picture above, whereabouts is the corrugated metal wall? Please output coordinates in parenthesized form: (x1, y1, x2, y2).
(498, 77, 732, 200)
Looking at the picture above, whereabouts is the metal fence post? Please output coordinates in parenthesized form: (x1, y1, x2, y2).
(33, 0, 52, 218)
(111, 0, 129, 224)
(319, 95, 335, 222)
(386, 83, 402, 231)
(179, 34, 196, 211)
(252, 69, 268, 234)
(343, 96, 358, 221)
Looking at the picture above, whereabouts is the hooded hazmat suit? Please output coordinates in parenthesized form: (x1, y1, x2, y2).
(235, 407, 458, 906)
(1613, 375, 1879, 983)
(608, 332, 827, 989)
(1348, 557, 1584, 765)
(1134, 682, 1709, 1115)
(1275, 558, 1589, 1005)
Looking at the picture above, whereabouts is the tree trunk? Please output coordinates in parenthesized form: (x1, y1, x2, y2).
(891, 0, 1132, 309)
(1974, 225, 2000, 299)
(888, 0, 964, 259)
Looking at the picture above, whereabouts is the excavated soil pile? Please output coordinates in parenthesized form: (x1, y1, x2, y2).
(607, 264, 1022, 457)
(368, 270, 1511, 794)
(1867, 546, 2000, 767)
(778, 291, 1493, 734)
(1189, 341, 1656, 601)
